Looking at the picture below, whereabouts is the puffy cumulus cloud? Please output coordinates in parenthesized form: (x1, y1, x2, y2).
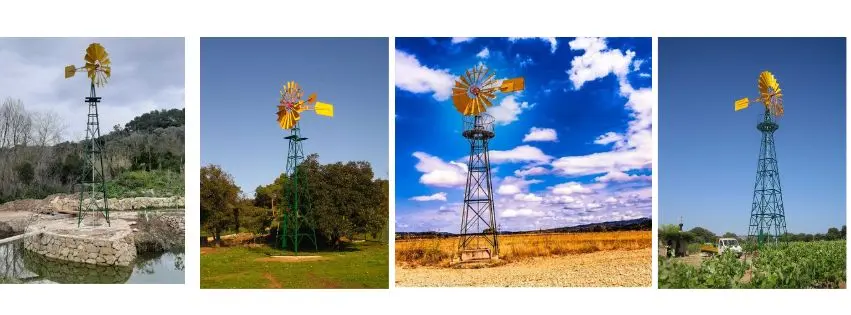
(514, 193, 543, 202)
(497, 176, 542, 195)
(523, 127, 558, 142)
(508, 37, 558, 54)
(566, 37, 636, 89)
(514, 166, 549, 177)
(550, 182, 593, 195)
(476, 47, 490, 59)
(394, 50, 455, 101)
(553, 37, 653, 178)
(501, 208, 544, 218)
(0, 38, 184, 141)
(412, 151, 467, 188)
(605, 196, 618, 204)
(488, 95, 533, 125)
(410, 192, 448, 202)
(489, 145, 551, 164)
(595, 170, 650, 183)
(451, 37, 474, 44)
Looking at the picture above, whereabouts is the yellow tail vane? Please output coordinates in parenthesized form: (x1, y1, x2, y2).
(64, 65, 77, 79)
(500, 77, 525, 93)
(734, 98, 750, 111)
(314, 102, 334, 117)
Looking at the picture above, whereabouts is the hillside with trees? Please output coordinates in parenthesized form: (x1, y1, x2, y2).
(0, 97, 184, 203)
(201, 154, 389, 249)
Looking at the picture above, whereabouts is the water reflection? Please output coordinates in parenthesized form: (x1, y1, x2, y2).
(0, 239, 184, 284)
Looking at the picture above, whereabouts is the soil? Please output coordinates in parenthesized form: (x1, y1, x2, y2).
(396, 248, 651, 287)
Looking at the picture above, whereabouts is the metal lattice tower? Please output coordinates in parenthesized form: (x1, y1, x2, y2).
(458, 113, 499, 258)
(280, 125, 318, 254)
(747, 110, 787, 246)
(78, 83, 110, 227)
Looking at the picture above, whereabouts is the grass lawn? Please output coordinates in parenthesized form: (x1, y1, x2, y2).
(200, 241, 388, 289)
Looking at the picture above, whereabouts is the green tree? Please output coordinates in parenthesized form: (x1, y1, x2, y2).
(200, 165, 240, 245)
(689, 226, 717, 244)
(722, 232, 738, 239)
(841, 225, 847, 239)
(15, 162, 34, 185)
(826, 227, 841, 241)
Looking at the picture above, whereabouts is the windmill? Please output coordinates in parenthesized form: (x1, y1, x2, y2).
(734, 70, 788, 247)
(452, 64, 524, 261)
(275, 81, 334, 254)
(65, 43, 112, 228)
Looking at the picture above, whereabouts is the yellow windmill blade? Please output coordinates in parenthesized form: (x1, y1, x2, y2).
(500, 77, 525, 93)
(734, 98, 750, 111)
(276, 105, 301, 130)
(314, 102, 334, 117)
(83, 43, 111, 87)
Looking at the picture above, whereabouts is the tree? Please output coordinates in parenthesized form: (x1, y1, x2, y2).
(722, 232, 738, 239)
(14, 162, 34, 186)
(688, 227, 717, 244)
(842, 225, 847, 239)
(200, 165, 240, 245)
(826, 227, 841, 241)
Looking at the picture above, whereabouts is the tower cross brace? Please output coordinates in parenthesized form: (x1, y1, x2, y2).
(78, 83, 110, 227)
(458, 114, 499, 258)
(281, 125, 318, 254)
(747, 110, 787, 246)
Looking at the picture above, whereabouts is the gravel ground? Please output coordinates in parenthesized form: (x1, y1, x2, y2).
(395, 249, 651, 287)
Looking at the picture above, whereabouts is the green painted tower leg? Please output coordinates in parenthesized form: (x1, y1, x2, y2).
(747, 110, 787, 247)
(280, 125, 318, 254)
(78, 83, 110, 228)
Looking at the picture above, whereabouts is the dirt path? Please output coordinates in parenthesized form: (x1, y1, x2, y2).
(396, 249, 651, 287)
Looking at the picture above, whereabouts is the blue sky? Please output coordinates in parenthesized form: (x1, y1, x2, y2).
(201, 38, 389, 194)
(395, 37, 653, 233)
(659, 38, 846, 235)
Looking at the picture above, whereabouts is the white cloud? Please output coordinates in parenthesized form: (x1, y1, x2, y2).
(523, 127, 558, 142)
(566, 37, 636, 89)
(632, 59, 644, 71)
(501, 208, 544, 218)
(476, 47, 490, 59)
(394, 49, 455, 101)
(509, 37, 558, 53)
(410, 192, 448, 202)
(595, 170, 650, 183)
(488, 95, 533, 125)
(551, 182, 593, 195)
(594, 131, 624, 146)
(497, 176, 542, 195)
(639, 73, 651, 78)
(0, 38, 184, 142)
(605, 196, 618, 204)
(497, 184, 521, 195)
(451, 37, 473, 44)
(412, 151, 467, 187)
(514, 193, 543, 202)
(489, 145, 551, 164)
(553, 37, 653, 178)
(514, 166, 548, 177)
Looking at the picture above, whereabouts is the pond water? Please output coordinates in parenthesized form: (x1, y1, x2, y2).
(0, 239, 185, 284)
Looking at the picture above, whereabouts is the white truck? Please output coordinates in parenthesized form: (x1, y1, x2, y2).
(716, 238, 743, 257)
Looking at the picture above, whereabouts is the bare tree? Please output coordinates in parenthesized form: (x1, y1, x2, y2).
(31, 111, 67, 146)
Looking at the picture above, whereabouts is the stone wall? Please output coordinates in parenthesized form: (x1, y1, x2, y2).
(1, 194, 185, 214)
(23, 231, 136, 266)
(21, 249, 132, 284)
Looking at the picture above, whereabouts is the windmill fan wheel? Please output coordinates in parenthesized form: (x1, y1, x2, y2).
(452, 64, 499, 116)
(757, 71, 783, 117)
(84, 43, 111, 87)
(277, 81, 307, 130)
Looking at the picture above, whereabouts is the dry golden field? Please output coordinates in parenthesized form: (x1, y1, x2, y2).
(395, 230, 651, 267)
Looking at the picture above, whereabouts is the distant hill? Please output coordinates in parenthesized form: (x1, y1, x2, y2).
(396, 217, 652, 238)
